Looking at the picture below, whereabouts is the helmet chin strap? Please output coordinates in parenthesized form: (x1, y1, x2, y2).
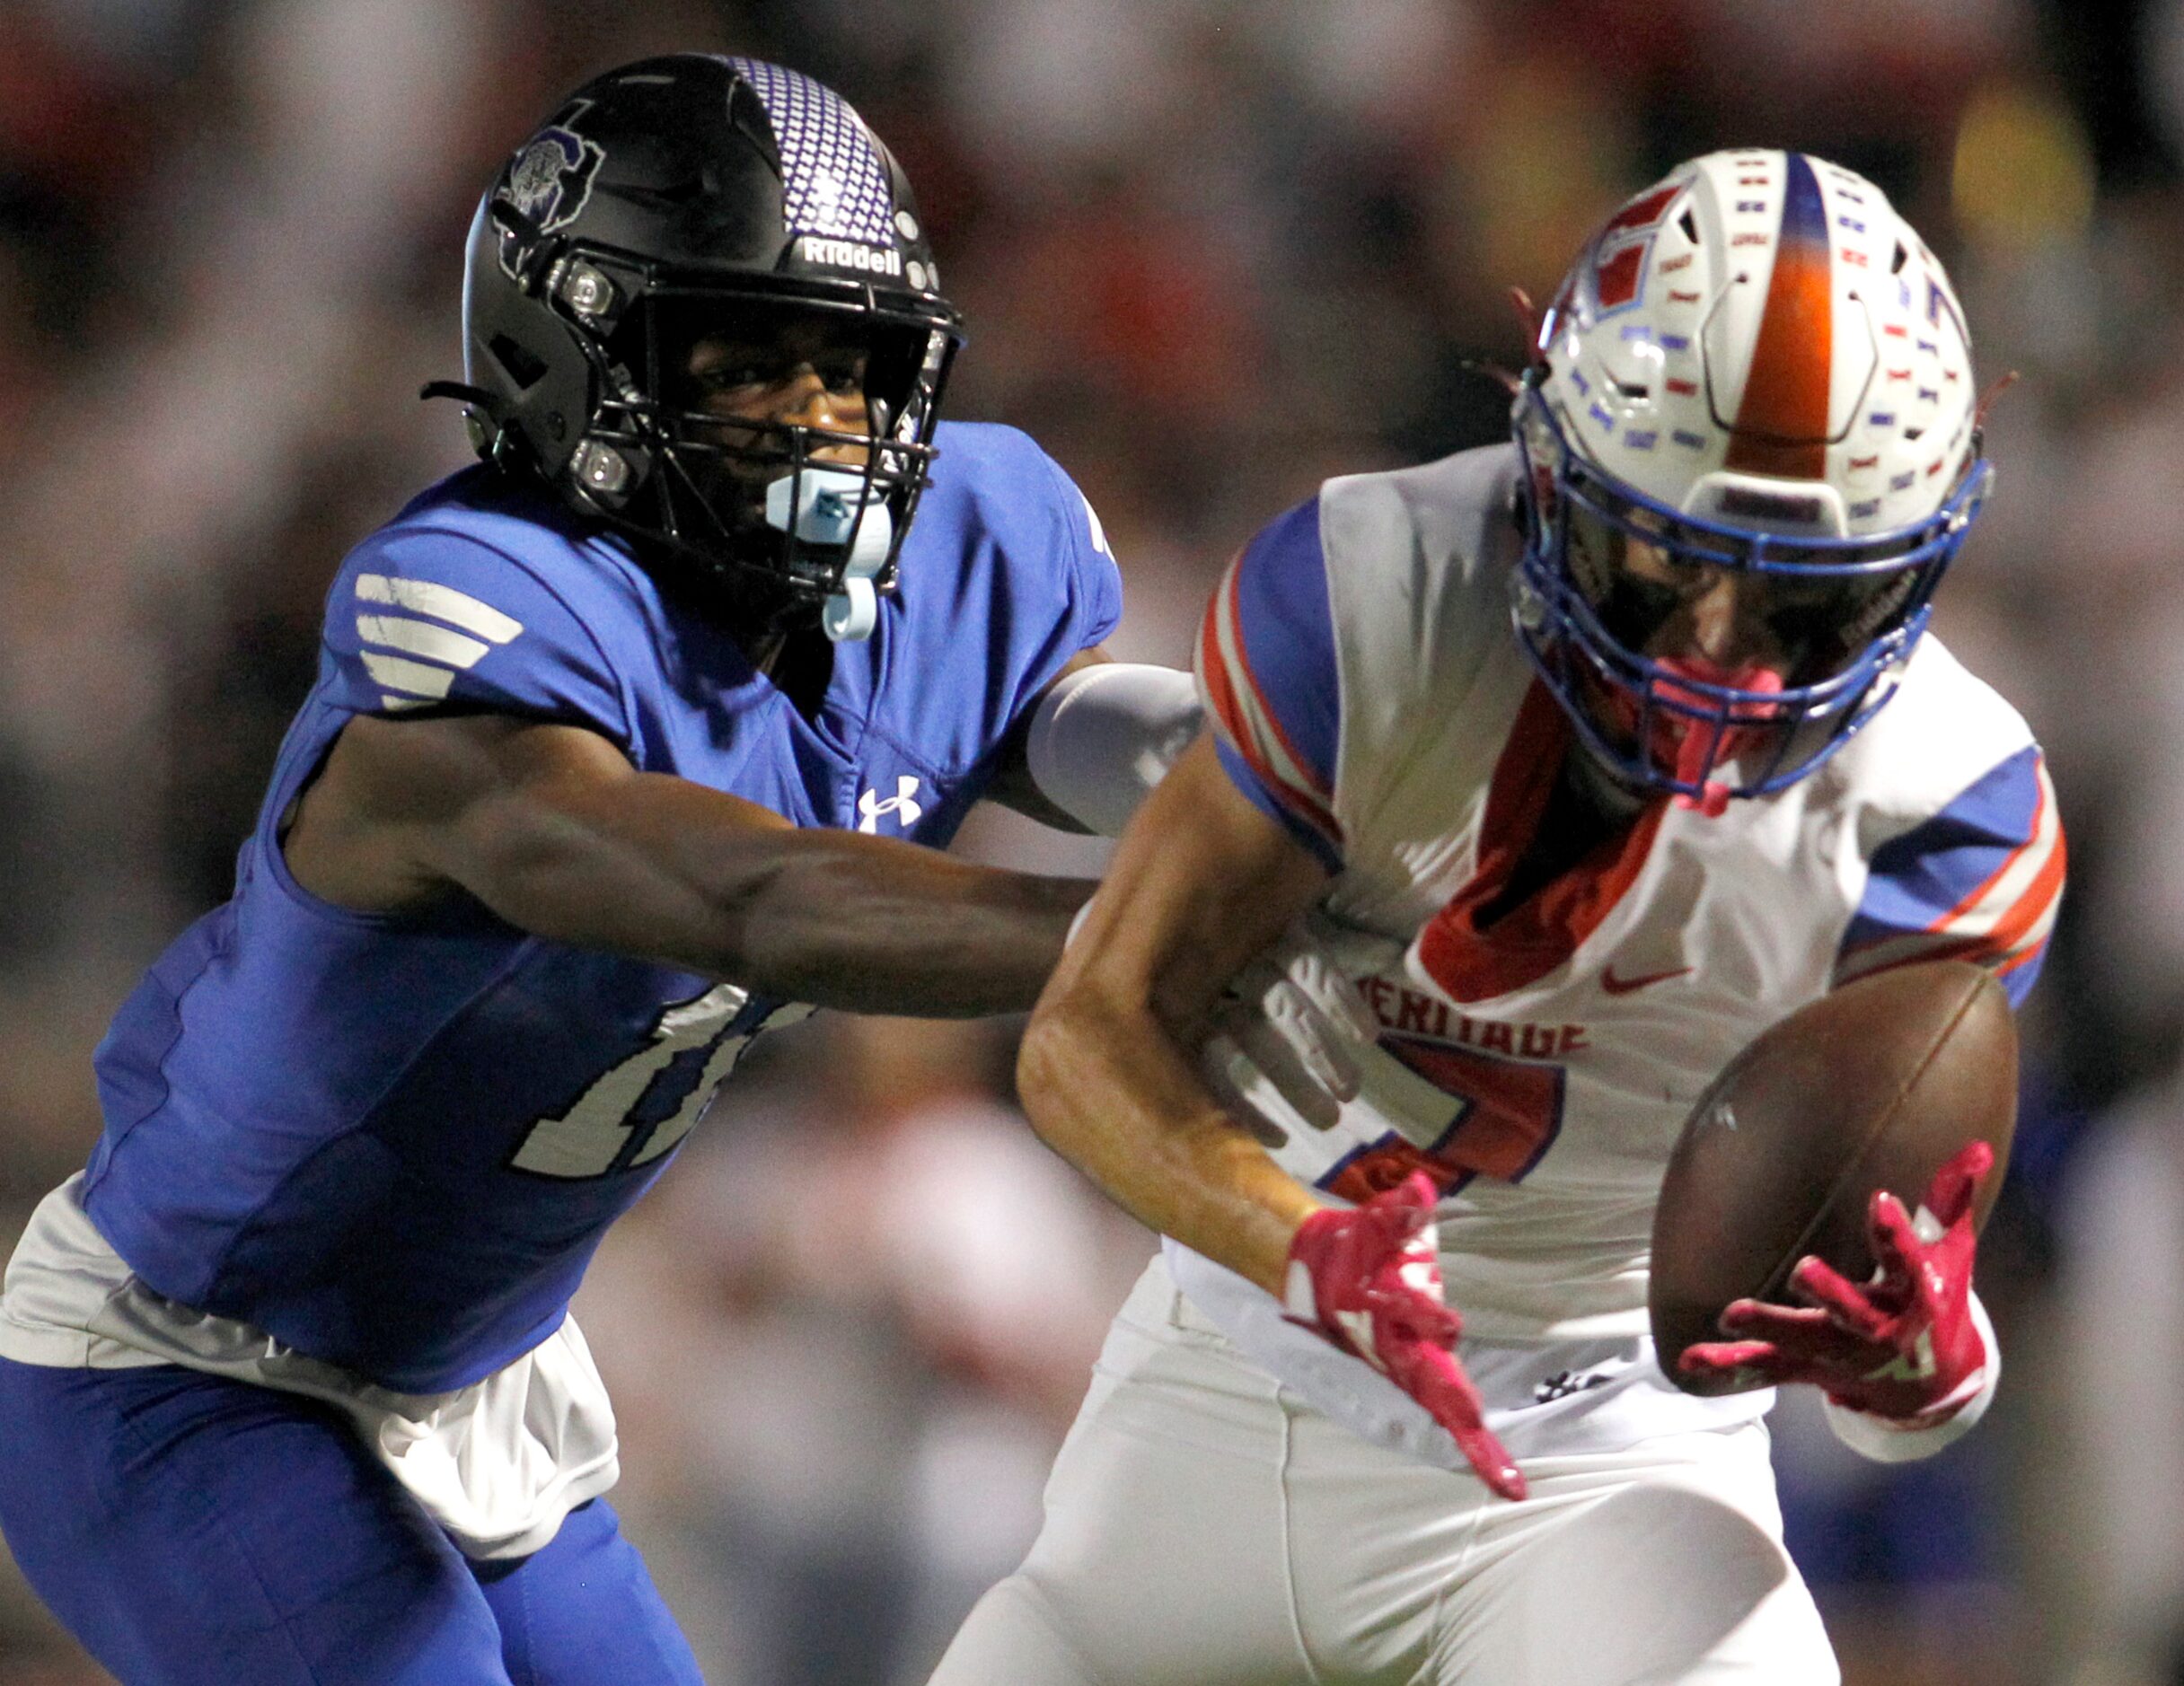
(1652, 659, 1785, 817)
(762, 468, 895, 641)
(1564, 727, 1654, 825)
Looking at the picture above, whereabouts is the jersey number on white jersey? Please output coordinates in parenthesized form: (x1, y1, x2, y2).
(1327, 1037, 1568, 1200)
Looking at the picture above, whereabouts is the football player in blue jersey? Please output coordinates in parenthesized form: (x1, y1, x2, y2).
(0, 54, 1369, 1686)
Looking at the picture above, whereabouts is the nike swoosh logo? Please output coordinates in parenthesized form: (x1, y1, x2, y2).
(1601, 963, 1693, 996)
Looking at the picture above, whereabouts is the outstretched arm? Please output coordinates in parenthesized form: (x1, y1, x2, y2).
(1019, 735, 1525, 1498)
(283, 711, 1089, 1017)
(1680, 1141, 2002, 1460)
(1017, 734, 1332, 1286)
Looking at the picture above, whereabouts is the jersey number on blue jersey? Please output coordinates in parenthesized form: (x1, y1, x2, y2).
(510, 988, 809, 1179)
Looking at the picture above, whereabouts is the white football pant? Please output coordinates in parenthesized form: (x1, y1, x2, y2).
(931, 1263, 1837, 1686)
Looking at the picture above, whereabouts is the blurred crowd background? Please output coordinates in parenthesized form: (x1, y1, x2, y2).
(1, 0, 2180, 1682)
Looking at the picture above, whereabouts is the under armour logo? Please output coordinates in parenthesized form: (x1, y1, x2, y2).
(857, 775, 924, 833)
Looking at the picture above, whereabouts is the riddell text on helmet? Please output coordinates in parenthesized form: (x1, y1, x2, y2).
(797, 234, 903, 275)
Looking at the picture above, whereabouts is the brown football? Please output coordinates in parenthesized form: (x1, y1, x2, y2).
(1650, 961, 2016, 1396)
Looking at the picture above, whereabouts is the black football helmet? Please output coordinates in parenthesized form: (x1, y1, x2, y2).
(429, 54, 964, 638)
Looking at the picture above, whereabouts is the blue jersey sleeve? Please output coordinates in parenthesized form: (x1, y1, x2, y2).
(1194, 496, 1343, 869)
(321, 526, 634, 750)
(1011, 440, 1121, 674)
(896, 424, 1123, 773)
(1835, 745, 2065, 1007)
(1059, 467, 1123, 654)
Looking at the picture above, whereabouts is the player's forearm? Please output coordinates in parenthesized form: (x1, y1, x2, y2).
(1017, 980, 1320, 1295)
(453, 770, 1091, 1015)
(719, 841, 1093, 1014)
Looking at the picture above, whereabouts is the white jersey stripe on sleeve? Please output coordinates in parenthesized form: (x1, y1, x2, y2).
(357, 616, 491, 670)
(1206, 565, 1338, 833)
(361, 651, 456, 702)
(1836, 757, 2065, 985)
(1997, 889, 2062, 965)
(356, 574, 524, 645)
(1924, 760, 2062, 944)
(1079, 489, 1110, 557)
(352, 575, 529, 717)
(1838, 876, 2060, 979)
(1924, 760, 2064, 969)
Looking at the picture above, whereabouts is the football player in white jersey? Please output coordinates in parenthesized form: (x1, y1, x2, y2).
(932, 151, 2062, 1685)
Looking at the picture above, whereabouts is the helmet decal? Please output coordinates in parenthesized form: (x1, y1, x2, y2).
(727, 57, 896, 250)
(1722, 152, 1832, 479)
(1591, 182, 1682, 315)
(500, 118, 605, 244)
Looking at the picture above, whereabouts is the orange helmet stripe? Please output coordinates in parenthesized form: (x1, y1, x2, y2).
(1725, 153, 1832, 479)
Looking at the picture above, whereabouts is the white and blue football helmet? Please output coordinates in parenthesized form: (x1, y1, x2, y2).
(1510, 149, 1993, 811)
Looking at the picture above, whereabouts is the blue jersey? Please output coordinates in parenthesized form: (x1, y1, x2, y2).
(80, 422, 1119, 1393)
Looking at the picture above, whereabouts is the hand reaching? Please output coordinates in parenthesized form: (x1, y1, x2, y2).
(1201, 911, 1397, 1139)
(1678, 1141, 1995, 1426)
(1284, 1172, 1527, 1499)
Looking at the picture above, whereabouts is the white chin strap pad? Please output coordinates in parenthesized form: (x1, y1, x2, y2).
(821, 579, 877, 643)
(763, 468, 894, 643)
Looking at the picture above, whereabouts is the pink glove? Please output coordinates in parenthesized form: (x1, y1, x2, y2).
(1678, 1141, 1995, 1426)
(1285, 1172, 1527, 1499)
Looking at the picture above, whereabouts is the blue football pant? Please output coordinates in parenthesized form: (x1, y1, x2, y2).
(0, 1357, 704, 1685)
